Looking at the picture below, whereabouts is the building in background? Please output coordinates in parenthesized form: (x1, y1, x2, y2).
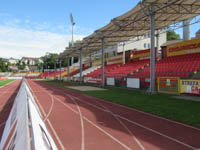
(21, 57, 42, 65)
(117, 29, 167, 57)
(8, 65, 18, 71)
(8, 58, 19, 65)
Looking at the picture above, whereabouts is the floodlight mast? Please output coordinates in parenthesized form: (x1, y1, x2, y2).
(70, 13, 75, 65)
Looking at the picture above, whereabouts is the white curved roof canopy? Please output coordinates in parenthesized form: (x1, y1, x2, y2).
(64, 0, 200, 57)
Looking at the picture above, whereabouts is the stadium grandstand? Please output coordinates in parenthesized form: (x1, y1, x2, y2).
(34, 36, 200, 93)
(38, 37, 200, 95)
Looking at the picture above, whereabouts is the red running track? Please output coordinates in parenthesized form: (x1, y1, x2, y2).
(27, 79, 200, 150)
(0, 80, 22, 140)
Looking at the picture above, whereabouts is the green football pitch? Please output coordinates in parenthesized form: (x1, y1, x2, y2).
(0, 79, 15, 87)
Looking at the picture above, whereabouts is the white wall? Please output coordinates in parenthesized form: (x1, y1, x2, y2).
(117, 30, 167, 54)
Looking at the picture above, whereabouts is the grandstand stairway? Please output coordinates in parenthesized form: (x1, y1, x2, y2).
(74, 66, 101, 78)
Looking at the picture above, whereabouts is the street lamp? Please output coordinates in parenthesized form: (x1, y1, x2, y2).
(70, 13, 75, 65)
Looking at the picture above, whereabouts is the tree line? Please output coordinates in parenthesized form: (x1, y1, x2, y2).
(0, 58, 10, 72)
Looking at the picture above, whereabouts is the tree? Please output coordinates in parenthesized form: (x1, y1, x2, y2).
(0, 58, 9, 72)
(18, 65, 25, 70)
(27, 60, 30, 65)
(40, 53, 58, 70)
(167, 31, 180, 41)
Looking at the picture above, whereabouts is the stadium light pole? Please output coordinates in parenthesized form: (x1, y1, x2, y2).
(70, 13, 75, 65)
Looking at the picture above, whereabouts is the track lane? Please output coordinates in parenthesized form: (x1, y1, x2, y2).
(28, 80, 141, 150)
(41, 81, 200, 148)
(27, 80, 200, 150)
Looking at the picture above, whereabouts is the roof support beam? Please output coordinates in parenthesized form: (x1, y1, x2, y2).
(150, 4, 156, 94)
(79, 48, 83, 85)
(67, 57, 70, 81)
(101, 37, 105, 87)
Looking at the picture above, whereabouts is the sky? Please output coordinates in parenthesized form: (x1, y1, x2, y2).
(0, 0, 199, 59)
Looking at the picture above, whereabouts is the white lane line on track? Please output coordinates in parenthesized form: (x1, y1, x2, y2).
(40, 82, 200, 149)
(72, 95, 146, 150)
(83, 94, 200, 132)
(45, 85, 198, 149)
(70, 95, 197, 149)
(27, 81, 66, 150)
(66, 94, 85, 150)
(47, 85, 138, 150)
(48, 86, 200, 132)
(54, 96, 132, 150)
(44, 94, 54, 122)
(34, 84, 85, 150)
(118, 115, 197, 150)
(42, 84, 130, 150)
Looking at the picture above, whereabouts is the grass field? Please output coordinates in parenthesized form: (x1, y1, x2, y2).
(45, 81, 200, 128)
(0, 79, 15, 87)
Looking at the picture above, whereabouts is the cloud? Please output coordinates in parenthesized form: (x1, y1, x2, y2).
(0, 13, 91, 59)
(0, 26, 85, 59)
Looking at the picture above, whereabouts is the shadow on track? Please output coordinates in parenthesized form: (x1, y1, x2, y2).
(0, 82, 21, 140)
